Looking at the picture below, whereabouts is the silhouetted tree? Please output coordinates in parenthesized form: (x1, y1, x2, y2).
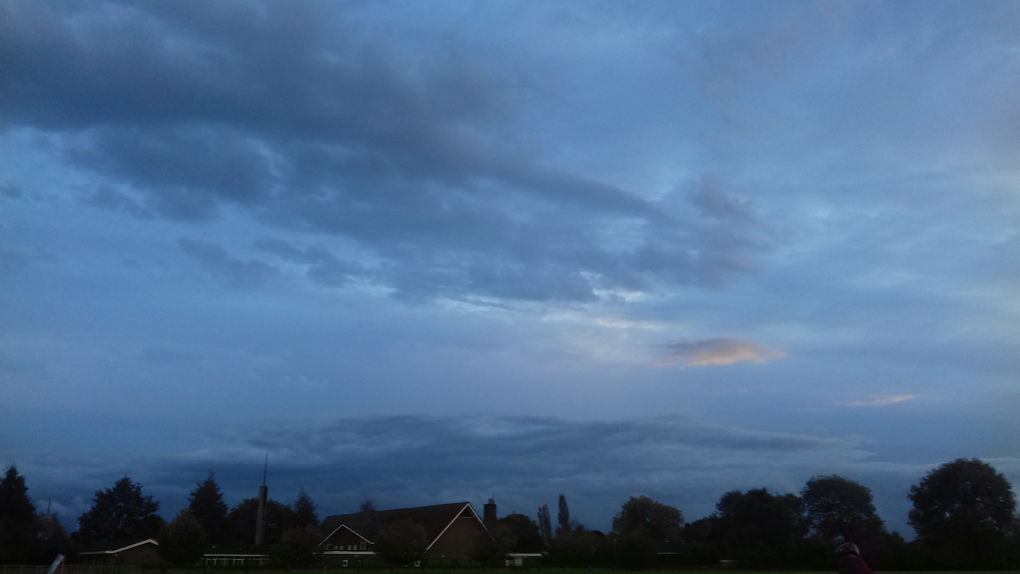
(802, 475, 888, 566)
(713, 488, 807, 568)
(803, 476, 883, 541)
(36, 510, 67, 563)
(188, 472, 227, 543)
(0, 465, 42, 563)
(359, 499, 376, 513)
(270, 525, 323, 568)
(226, 497, 295, 545)
(909, 458, 1017, 568)
(557, 494, 571, 536)
(612, 495, 684, 551)
(614, 530, 658, 570)
(548, 526, 604, 567)
(470, 523, 516, 566)
(75, 477, 163, 544)
(374, 519, 427, 566)
(682, 516, 723, 566)
(499, 513, 544, 552)
(291, 488, 318, 528)
(536, 504, 552, 542)
(158, 509, 208, 567)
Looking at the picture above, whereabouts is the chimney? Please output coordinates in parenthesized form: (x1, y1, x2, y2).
(483, 498, 497, 525)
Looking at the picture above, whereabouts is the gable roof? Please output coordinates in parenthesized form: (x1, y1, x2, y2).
(320, 502, 484, 549)
(78, 539, 158, 555)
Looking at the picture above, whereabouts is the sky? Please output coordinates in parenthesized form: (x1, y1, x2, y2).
(2, 0, 1019, 539)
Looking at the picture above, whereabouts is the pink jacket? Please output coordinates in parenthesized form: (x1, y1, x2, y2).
(839, 554, 875, 574)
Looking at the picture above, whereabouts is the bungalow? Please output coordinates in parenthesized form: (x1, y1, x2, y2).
(75, 539, 161, 566)
(74, 539, 268, 568)
(318, 501, 488, 568)
(201, 544, 269, 567)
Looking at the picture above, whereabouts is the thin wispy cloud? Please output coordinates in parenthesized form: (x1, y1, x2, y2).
(844, 394, 916, 407)
(656, 337, 787, 367)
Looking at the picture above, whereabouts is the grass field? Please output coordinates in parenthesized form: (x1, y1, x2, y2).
(137, 570, 1020, 574)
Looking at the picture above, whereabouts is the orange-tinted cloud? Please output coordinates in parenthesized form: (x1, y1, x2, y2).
(655, 337, 787, 367)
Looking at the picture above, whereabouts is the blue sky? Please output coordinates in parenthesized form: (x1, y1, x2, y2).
(2, 0, 1019, 538)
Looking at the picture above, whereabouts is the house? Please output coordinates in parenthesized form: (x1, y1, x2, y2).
(201, 544, 269, 567)
(75, 539, 161, 566)
(318, 501, 489, 567)
(74, 539, 268, 568)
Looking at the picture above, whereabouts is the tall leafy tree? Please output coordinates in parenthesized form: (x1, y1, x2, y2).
(613, 530, 658, 570)
(713, 488, 807, 568)
(225, 497, 295, 545)
(76, 477, 163, 544)
(0, 465, 41, 563)
(612, 495, 684, 551)
(188, 472, 228, 543)
(270, 525, 323, 568)
(536, 505, 552, 542)
(547, 526, 604, 568)
(802, 475, 884, 544)
(909, 458, 1017, 568)
(681, 516, 723, 567)
(498, 513, 544, 552)
(374, 519, 428, 566)
(557, 494, 571, 536)
(291, 488, 318, 528)
(158, 509, 208, 567)
(470, 523, 516, 566)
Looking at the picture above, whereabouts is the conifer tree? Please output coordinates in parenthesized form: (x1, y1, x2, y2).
(291, 488, 318, 528)
(0, 465, 41, 563)
(76, 477, 163, 544)
(188, 472, 228, 543)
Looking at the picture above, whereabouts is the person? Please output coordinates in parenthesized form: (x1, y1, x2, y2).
(836, 542, 874, 574)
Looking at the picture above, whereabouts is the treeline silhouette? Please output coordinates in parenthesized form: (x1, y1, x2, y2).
(1, 458, 1018, 569)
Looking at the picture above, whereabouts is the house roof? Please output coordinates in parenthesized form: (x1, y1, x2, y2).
(77, 539, 158, 555)
(320, 502, 483, 550)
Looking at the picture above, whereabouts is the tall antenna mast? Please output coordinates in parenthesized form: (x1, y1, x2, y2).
(255, 452, 270, 546)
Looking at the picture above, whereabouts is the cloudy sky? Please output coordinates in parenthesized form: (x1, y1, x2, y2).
(2, 0, 1019, 538)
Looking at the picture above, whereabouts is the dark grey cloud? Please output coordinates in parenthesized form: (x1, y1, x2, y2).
(1, 182, 25, 200)
(193, 414, 867, 520)
(8, 414, 880, 532)
(0, 0, 771, 302)
(691, 173, 754, 221)
(178, 237, 274, 288)
(69, 127, 273, 220)
(17, 414, 1005, 537)
(253, 237, 361, 287)
(83, 184, 154, 219)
